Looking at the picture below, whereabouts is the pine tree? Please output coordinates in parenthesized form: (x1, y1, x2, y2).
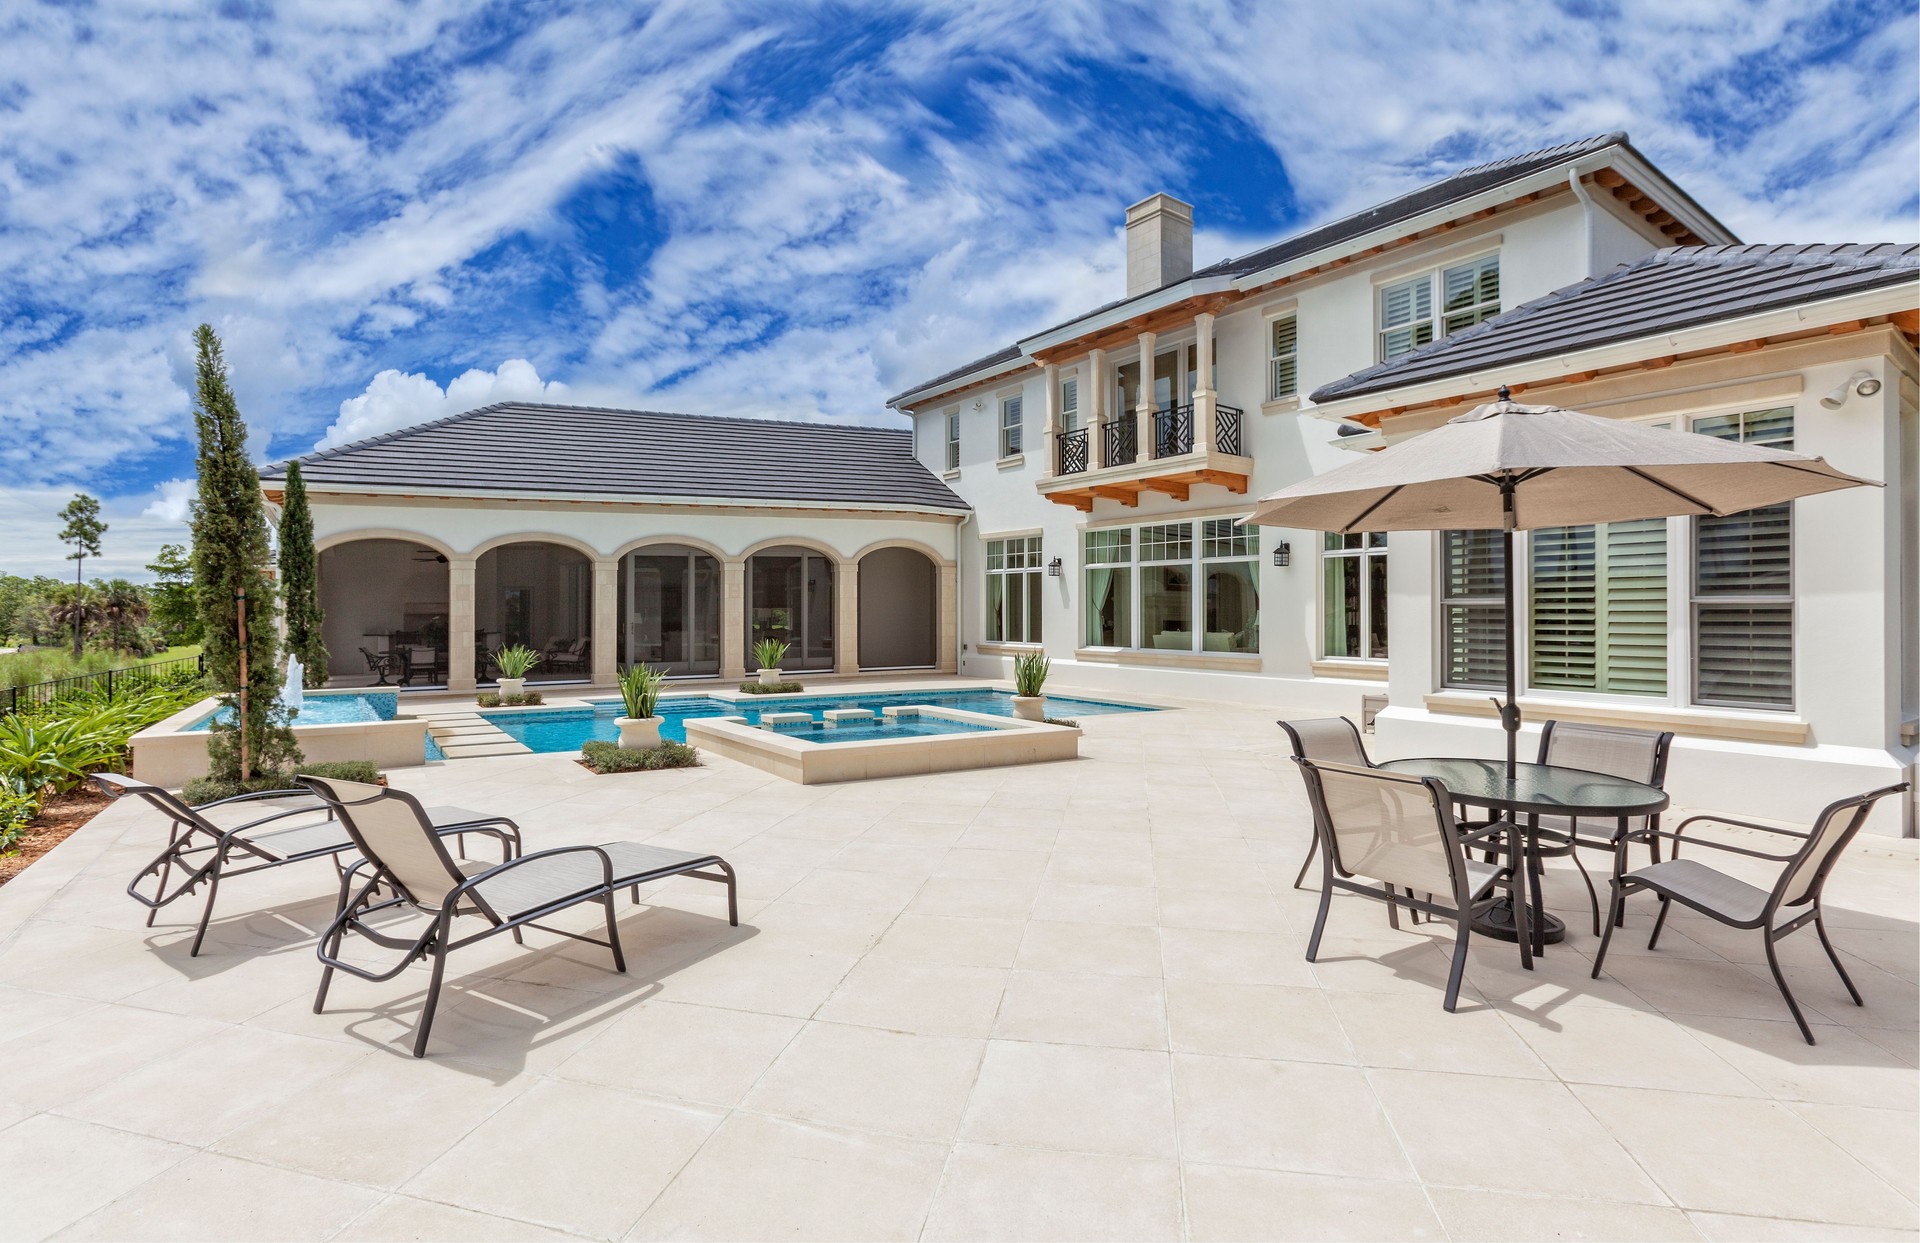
(57, 493, 105, 657)
(277, 461, 329, 687)
(189, 324, 300, 782)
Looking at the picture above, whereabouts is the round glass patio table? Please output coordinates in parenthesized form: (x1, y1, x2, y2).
(1376, 758, 1670, 947)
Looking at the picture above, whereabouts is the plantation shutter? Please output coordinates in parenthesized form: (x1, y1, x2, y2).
(1269, 315, 1298, 398)
(1693, 408, 1794, 708)
(1442, 530, 1507, 689)
(1529, 526, 1596, 689)
(1600, 519, 1669, 696)
(1379, 277, 1434, 358)
(1529, 520, 1667, 695)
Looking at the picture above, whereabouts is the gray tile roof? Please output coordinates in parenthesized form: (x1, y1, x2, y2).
(265, 402, 970, 511)
(891, 133, 1717, 406)
(1310, 243, 1920, 403)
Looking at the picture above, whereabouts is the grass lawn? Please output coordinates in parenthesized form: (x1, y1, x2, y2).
(0, 643, 202, 689)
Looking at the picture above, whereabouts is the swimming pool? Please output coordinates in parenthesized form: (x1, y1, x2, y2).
(186, 691, 398, 730)
(483, 689, 1152, 753)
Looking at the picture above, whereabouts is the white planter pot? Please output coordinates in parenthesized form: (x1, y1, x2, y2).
(616, 716, 662, 750)
(757, 667, 784, 687)
(497, 677, 526, 699)
(1011, 695, 1046, 721)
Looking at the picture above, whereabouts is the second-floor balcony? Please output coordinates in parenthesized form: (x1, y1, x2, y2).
(1042, 400, 1249, 511)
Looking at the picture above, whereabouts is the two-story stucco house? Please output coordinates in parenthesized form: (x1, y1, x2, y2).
(888, 133, 1917, 834)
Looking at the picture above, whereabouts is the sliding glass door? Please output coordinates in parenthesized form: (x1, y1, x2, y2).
(748, 549, 836, 670)
(625, 547, 720, 676)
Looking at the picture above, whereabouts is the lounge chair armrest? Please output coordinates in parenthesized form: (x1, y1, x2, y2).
(447, 844, 615, 899)
(1624, 827, 1798, 862)
(191, 787, 321, 811)
(1672, 814, 1809, 839)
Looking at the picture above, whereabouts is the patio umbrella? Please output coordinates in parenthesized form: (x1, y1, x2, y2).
(1248, 387, 1879, 773)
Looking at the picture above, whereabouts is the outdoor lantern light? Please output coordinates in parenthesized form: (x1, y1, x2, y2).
(1047, 557, 1062, 576)
(1272, 542, 1291, 567)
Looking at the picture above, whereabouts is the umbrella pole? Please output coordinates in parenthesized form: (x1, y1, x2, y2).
(1500, 477, 1520, 779)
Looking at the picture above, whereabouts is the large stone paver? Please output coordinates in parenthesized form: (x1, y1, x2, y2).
(0, 688, 1914, 1240)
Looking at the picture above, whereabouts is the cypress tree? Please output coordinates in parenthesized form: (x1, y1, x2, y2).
(277, 461, 329, 687)
(190, 324, 300, 782)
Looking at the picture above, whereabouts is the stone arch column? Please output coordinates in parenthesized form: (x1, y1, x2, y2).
(592, 556, 619, 685)
(449, 556, 477, 691)
(835, 560, 860, 676)
(721, 560, 746, 681)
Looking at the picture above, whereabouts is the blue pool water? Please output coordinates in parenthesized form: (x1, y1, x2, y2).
(187, 691, 399, 730)
(483, 689, 1152, 753)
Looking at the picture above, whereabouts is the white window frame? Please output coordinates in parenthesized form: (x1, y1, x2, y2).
(1320, 532, 1387, 661)
(985, 535, 1044, 645)
(944, 407, 960, 471)
(1081, 517, 1259, 655)
(1377, 250, 1500, 362)
(1059, 371, 1081, 432)
(1266, 311, 1299, 400)
(999, 392, 1024, 459)
(1433, 405, 1798, 714)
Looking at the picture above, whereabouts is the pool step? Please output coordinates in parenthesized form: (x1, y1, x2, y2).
(423, 714, 530, 759)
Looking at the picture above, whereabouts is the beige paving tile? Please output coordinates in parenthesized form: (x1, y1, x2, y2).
(1030, 880, 1159, 926)
(0, 985, 96, 1044)
(1156, 887, 1290, 933)
(906, 875, 1041, 920)
(959, 1039, 1176, 1158)
(1329, 989, 1554, 1076)
(1158, 926, 1317, 987)
(1173, 1054, 1411, 1180)
(777, 866, 923, 914)
(626, 1112, 947, 1241)
(923, 1144, 1181, 1242)
(741, 899, 898, 955)
(1181, 1163, 1445, 1241)
(58, 1150, 382, 1241)
(1789, 1102, 1920, 1202)
(0, 1003, 227, 1111)
(333, 1195, 584, 1241)
(0, 1113, 190, 1241)
(1166, 979, 1354, 1064)
(1503, 1001, 1764, 1096)
(994, 969, 1167, 1049)
(741, 1021, 983, 1141)
(1682, 1013, 1918, 1108)
(936, 846, 1050, 880)
(1574, 1084, 1917, 1227)
(551, 998, 802, 1107)
(656, 940, 857, 1017)
(865, 913, 1026, 968)
(1426, 1187, 1703, 1241)
(1371, 1068, 1664, 1203)
(828, 840, 949, 877)
(1016, 919, 1163, 977)
(1686, 1211, 1920, 1240)
(814, 957, 1007, 1037)
(404, 1079, 721, 1238)
(1046, 849, 1156, 887)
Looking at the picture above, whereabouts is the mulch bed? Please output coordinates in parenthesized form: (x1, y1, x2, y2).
(0, 786, 113, 888)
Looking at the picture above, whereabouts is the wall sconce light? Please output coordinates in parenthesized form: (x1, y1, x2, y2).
(1272, 542, 1291, 568)
(1047, 557, 1063, 576)
(1820, 370, 1882, 408)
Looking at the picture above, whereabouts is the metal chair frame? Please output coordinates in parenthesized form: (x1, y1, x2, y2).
(1527, 719, 1676, 935)
(301, 776, 738, 1057)
(1276, 717, 1373, 890)
(95, 773, 518, 957)
(1592, 782, 1909, 1043)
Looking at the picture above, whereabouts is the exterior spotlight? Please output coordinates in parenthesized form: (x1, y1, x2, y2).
(1821, 370, 1882, 408)
(1046, 557, 1062, 576)
(1272, 542, 1291, 568)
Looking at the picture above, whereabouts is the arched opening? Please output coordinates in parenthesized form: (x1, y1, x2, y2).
(475, 541, 593, 683)
(858, 547, 938, 669)
(619, 544, 721, 676)
(317, 539, 450, 686)
(747, 546, 836, 671)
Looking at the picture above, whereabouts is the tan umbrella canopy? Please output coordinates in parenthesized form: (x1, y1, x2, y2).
(1249, 388, 1880, 770)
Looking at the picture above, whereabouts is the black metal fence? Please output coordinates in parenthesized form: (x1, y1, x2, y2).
(1, 652, 207, 718)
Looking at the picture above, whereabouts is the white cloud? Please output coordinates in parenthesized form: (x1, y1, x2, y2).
(0, 485, 190, 581)
(318, 359, 571, 449)
(141, 479, 196, 524)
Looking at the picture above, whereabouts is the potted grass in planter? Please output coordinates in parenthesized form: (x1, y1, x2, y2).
(615, 663, 666, 750)
(492, 644, 541, 698)
(753, 638, 790, 688)
(1012, 650, 1049, 720)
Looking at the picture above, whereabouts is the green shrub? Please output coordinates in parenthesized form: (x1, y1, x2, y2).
(492, 644, 542, 679)
(751, 638, 790, 671)
(580, 740, 700, 773)
(0, 684, 203, 797)
(1013, 650, 1050, 697)
(617, 663, 666, 718)
(180, 759, 382, 806)
(476, 691, 543, 708)
(0, 779, 40, 855)
(1043, 717, 1079, 728)
(737, 681, 805, 695)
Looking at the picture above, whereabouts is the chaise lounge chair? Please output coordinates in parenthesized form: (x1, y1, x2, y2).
(299, 775, 739, 1057)
(96, 773, 521, 957)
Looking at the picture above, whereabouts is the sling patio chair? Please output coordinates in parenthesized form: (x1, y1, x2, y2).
(1525, 720, 1675, 936)
(299, 775, 739, 1057)
(1276, 717, 1374, 890)
(95, 773, 521, 958)
(1295, 758, 1522, 1012)
(1591, 781, 1909, 1044)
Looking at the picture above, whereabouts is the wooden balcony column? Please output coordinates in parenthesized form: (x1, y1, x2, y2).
(1194, 311, 1217, 452)
(1135, 330, 1155, 465)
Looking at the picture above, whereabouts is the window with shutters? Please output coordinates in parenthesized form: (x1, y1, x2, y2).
(1379, 254, 1500, 360)
(999, 393, 1024, 458)
(1529, 519, 1667, 696)
(985, 536, 1043, 645)
(1267, 313, 1299, 400)
(1440, 529, 1508, 689)
(1692, 407, 1794, 709)
(1060, 374, 1080, 431)
(945, 408, 960, 470)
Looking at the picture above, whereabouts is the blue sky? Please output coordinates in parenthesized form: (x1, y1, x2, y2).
(3, 0, 1915, 576)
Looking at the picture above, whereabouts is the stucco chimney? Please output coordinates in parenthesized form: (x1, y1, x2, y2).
(1124, 193, 1193, 297)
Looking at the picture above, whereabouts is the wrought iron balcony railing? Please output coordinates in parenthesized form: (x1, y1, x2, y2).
(1215, 403, 1244, 456)
(1153, 404, 1195, 458)
(1057, 427, 1090, 475)
(1103, 413, 1137, 467)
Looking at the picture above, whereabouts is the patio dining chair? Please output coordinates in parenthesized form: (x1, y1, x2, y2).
(1591, 781, 1909, 1044)
(95, 773, 520, 958)
(1528, 720, 1675, 935)
(1276, 717, 1373, 890)
(1296, 758, 1522, 1011)
(299, 775, 739, 1057)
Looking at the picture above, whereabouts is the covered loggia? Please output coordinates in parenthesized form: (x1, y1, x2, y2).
(857, 545, 938, 669)
(474, 540, 593, 682)
(316, 538, 451, 686)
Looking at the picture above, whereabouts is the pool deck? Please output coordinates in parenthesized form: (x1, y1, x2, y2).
(3, 681, 1914, 1240)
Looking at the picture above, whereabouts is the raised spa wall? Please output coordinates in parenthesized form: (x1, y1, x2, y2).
(684, 705, 1079, 784)
(129, 695, 430, 789)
